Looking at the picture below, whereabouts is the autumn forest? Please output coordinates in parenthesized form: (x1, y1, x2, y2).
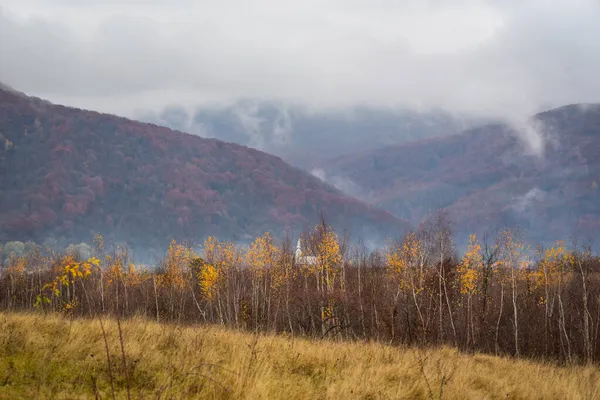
(2, 210, 600, 366)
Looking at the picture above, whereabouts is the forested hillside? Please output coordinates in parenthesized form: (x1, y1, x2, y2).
(0, 87, 406, 256)
(323, 104, 600, 245)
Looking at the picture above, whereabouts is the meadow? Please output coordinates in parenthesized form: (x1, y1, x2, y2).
(1, 312, 599, 399)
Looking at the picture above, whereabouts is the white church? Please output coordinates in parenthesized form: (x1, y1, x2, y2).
(294, 239, 317, 266)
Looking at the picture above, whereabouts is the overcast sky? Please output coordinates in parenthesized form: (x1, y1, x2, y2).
(1, 0, 600, 118)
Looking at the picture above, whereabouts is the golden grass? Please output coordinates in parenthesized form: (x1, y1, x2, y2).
(0, 313, 599, 399)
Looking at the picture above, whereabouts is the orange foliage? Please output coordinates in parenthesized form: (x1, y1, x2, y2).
(159, 239, 195, 290)
(458, 235, 483, 295)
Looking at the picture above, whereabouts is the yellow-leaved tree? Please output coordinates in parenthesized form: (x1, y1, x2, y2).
(160, 240, 196, 321)
(497, 229, 530, 357)
(202, 237, 243, 326)
(458, 234, 483, 348)
(246, 232, 280, 329)
(532, 241, 573, 361)
(35, 255, 100, 314)
(303, 221, 342, 335)
(316, 224, 342, 295)
(105, 246, 133, 314)
(186, 255, 218, 322)
(387, 232, 426, 337)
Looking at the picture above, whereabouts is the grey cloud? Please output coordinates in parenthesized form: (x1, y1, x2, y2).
(233, 103, 271, 150)
(232, 102, 293, 149)
(140, 105, 211, 137)
(1, 0, 600, 120)
(505, 118, 548, 158)
(311, 169, 366, 200)
(511, 187, 547, 215)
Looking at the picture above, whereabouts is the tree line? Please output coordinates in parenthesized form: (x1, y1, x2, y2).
(1, 211, 600, 364)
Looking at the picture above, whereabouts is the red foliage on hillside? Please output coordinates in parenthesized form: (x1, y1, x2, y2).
(0, 88, 407, 253)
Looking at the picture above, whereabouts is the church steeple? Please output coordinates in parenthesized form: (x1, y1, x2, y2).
(295, 239, 302, 260)
(294, 237, 317, 266)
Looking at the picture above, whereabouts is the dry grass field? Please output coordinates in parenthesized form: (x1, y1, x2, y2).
(1, 313, 599, 399)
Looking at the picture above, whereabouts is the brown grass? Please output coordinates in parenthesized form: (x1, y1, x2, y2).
(0, 312, 599, 399)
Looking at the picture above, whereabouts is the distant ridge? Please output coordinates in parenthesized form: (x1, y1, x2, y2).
(323, 104, 600, 245)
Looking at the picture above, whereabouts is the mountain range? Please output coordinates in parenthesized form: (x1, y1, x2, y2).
(0, 86, 408, 259)
(3, 83, 600, 255)
(321, 104, 600, 246)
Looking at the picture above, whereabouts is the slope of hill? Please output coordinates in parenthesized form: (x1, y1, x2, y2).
(0, 87, 407, 255)
(138, 100, 477, 169)
(323, 104, 600, 244)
